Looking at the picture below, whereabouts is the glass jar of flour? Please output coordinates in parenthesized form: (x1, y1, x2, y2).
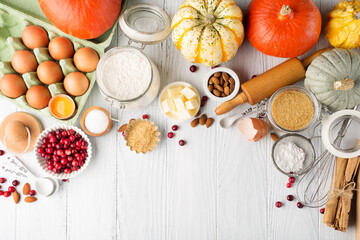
(96, 4, 171, 121)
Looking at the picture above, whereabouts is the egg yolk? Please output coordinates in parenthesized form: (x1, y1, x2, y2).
(50, 96, 75, 119)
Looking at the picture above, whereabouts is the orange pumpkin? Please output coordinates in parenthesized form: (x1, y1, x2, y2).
(246, 0, 322, 58)
(38, 0, 122, 39)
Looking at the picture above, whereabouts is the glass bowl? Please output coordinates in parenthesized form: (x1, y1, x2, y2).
(267, 85, 321, 133)
(272, 133, 315, 177)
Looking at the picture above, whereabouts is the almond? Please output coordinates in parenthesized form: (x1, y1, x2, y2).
(195, 111, 201, 117)
(230, 84, 235, 93)
(190, 119, 199, 128)
(215, 84, 224, 92)
(213, 89, 221, 97)
(221, 93, 226, 97)
(270, 133, 279, 142)
(212, 77, 220, 85)
(229, 78, 235, 85)
(118, 124, 128, 132)
(23, 183, 30, 195)
(206, 118, 214, 128)
(222, 72, 229, 81)
(24, 196, 37, 203)
(199, 114, 207, 125)
(214, 72, 221, 78)
(129, 118, 135, 124)
(208, 85, 214, 92)
(13, 191, 20, 204)
(224, 86, 230, 96)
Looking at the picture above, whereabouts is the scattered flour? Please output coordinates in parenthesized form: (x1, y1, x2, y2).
(274, 142, 306, 173)
(101, 48, 152, 100)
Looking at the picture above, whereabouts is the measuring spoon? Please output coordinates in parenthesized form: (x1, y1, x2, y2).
(1, 155, 58, 196)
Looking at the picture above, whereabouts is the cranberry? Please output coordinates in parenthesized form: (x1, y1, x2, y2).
(142, 114, 149, 119)
(286, 183, 292, 188)
(3, 191, 10, 197)
(320, 208, 325, 214)
(69, 135, 76, 142)
(66, 163, 72, 168)
(70, 143, 76, 148)
(67, 156, 74, 162)
(49, 136, 57, 143)
(0, 178, 6, 183)
(60, 139, 66, 144)
(0, 190, 3, 196)
(45, 154, 51, 160)
(289, 177, 295, 183)
(46, 160, 53, 165)
(41, 153, 46, 158)
(41, 144, 47, 149)
(275, 201, 282, 208)
(179, 140, 185, 146)
(122, 132, 125, 137)
(202, 96, 208, 102)
(190, 65, 197, 72)
(167, 132, 174, 138)
(53, 168, 59, 173)
(28, 190, 36, 196)
(61, 131, 67, 137)
(72, 160, 79, 167)
(56, 134, 62, 139)
(12, 180, 19, 186)
(0, 150, 5, 156)
(251, 75, 257, 79)
(46, 147, 54, 154)
(211, 66, 217, 69)
(53, 155, 60, 162)
(55, 163, 62, 170)
(75, 133, 81, 139)
(81, 152, 87, 158)
(78, 161, 84, 166)
(56, 149, 64, 156)
(76, 141, 82, 147)
(62, 179, 68, 182)
(55, 129, 61, 135)
(71, 149, 77, 154)
(76, 156, 83, 162)
(172, 125, 179, 131)
(47, 165, 54, 170)
(63, 168, 71, 174)
(48, 132, 55, 138)
(297, 202, 303, 208)
(42, 137, 49, 144)
(286, 195, 294, 201)
(37, 148, 44, 154)
(67, 129, 75, 136)
(47, 143, 52, 148)
(8, 186, 15, 192)
(60, 158, 68, 165)
(65, 149, 72, 155)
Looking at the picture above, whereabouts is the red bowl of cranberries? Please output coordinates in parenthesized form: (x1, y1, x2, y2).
(34, 125, 92, 179)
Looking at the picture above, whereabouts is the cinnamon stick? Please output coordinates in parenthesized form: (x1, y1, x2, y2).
(323, 157, 348, 226)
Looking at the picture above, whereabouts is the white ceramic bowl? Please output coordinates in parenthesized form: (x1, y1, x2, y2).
(203, 67, 240, 102)
(159, 81, 200, 122)
(34, 124, 92, 179)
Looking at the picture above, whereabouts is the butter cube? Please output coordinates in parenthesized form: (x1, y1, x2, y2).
(175, 110, 192, 120)
(180, 87, 197, 100)
(162, 98, 175, 113)
(167, 87, 183, 97)
(173, 95, 186, 111)
(185, 99, 199, 110)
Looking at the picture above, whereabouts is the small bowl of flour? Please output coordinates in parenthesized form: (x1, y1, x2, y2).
(272, 133, 315, 177)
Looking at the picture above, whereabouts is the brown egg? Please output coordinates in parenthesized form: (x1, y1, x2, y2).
(37, 61, 63, 85)
(26, 85, 51, 109)
(11, 50, 38, 74)
(0, 74, 27, 98)
(48, 37, 74, 60)
(73, 47, 99, 72)
(63, 72, 89, 96)
(21, 25, 49, 49)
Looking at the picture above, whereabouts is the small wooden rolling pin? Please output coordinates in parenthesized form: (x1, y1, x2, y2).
(215, 48, 331, 115)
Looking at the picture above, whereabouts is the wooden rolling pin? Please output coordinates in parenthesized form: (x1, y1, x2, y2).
(215, 48, 331, 115)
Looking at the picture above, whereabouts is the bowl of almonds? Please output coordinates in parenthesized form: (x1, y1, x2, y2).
(203, 67, 240, 102)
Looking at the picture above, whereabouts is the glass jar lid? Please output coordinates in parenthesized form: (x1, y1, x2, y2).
(119, 4, 171, 45)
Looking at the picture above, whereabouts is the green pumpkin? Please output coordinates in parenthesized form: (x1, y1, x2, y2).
(305, 48, 360, 112)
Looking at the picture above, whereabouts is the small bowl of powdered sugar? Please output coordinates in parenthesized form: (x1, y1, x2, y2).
(272, 133, 315, 177)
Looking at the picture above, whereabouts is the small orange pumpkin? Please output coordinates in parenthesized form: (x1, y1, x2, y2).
(246, 0, 322, 58)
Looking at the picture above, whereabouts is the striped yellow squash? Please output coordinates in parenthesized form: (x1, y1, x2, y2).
(172, 0, 244, 66)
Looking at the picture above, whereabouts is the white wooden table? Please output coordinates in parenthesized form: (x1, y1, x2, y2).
(0, 0, 356, 239)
